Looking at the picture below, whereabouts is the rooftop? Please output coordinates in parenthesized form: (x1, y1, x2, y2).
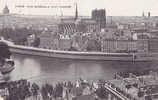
(108, 71, 158, 100)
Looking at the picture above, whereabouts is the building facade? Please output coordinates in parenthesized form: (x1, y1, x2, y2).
(101, 39, 149, 53)
(39, 31, 60, 50)
(58, 37, 71, 50)
(106, 71, 158, 100)
(92, 9, 106, 29)
(148, 39, 158, 52)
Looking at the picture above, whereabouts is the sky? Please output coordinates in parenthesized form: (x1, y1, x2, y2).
(1, 0, 158, 16)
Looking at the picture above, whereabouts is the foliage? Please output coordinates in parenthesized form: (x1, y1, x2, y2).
(32, 37, 40, 47)
(95, 86, 108, 99)
(0, 28, 42, 45)
(86, 39, 101, 51)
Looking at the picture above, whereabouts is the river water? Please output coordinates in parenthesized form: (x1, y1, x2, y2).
(9, 53, 157, 85)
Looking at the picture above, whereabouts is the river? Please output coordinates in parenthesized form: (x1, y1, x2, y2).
(9, 53, 157, 85)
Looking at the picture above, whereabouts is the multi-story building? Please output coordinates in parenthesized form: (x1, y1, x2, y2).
(101, 38, 158, 53)
(101, 39, 137, 53)
(148, 39, 158, 52)
(39, 31, 54, 49)
(39, 31, 60, 50)
(101, 39, 116, 52)
(105, 71, 158, 100)
(136, 39, 148, 52)
(59, 36, 71, 50)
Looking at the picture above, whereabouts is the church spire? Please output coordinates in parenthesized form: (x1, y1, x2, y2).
(75, 3, 78, 20)
(142, 11, 145, 17)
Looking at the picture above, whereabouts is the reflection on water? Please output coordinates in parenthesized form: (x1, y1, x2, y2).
(10, 53, 155, 84)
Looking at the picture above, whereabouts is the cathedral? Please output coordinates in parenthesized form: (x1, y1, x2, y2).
(58, 4, 103, 34)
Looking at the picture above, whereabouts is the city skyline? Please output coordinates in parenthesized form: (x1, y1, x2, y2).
(0, 0, 158, 16)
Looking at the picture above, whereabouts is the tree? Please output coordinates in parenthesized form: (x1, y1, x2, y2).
(125, 85, 131, 90)
(86, 39, 101, 51)
(138, 91, 144, 97)
(33, 37, 40, 47)
(95, 86, 108, 99)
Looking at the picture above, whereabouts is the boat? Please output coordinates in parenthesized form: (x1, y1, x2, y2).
(0, 59, 15, 75)
(0, 59, 14, 83)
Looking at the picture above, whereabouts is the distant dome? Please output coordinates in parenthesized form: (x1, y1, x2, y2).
(3, 5, 9, 14)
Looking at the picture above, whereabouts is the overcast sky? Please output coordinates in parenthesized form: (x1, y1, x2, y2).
(1, 0, 158, 16)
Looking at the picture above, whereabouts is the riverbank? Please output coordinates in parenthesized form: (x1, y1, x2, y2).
(9, 44, 152, 61)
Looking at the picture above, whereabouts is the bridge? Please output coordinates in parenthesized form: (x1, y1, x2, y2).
(104, 83, 129, 100)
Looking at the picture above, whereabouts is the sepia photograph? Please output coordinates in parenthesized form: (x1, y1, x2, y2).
(0, 0, 158, 100)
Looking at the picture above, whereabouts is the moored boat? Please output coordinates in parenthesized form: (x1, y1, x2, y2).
(0, 59, 15, 75)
